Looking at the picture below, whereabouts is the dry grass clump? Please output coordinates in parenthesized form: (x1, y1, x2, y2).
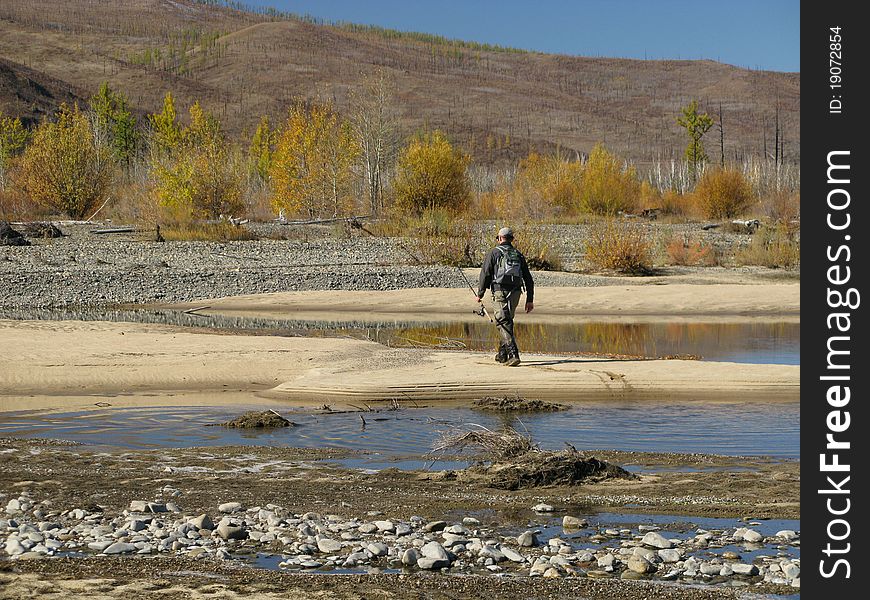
(432, 424, 537, 460)
(431, 424, 635, 490)
(584, 218, 653, 274)
(734, 225, 800, 268)
(664, 235, 720, 266)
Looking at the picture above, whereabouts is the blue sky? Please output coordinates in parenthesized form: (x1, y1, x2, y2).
(236, 0, 800, 72)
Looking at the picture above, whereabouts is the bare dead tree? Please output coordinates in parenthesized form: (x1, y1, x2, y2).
(717, 102, 725, 168)
(348, 68, 399, 215)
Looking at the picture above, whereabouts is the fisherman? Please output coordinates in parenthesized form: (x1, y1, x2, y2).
(476, 227, 535, 366)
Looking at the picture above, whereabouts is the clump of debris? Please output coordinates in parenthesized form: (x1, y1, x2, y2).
(431, 424, 634, 490)
(217, 410, 296, 428)
(0, 221, 30, 246)
(472, 395, 566, 412)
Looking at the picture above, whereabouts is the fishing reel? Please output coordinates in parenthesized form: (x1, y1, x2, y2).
(472, 305, 487, 318)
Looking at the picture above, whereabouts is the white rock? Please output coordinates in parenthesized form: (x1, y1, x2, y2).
(316, 538, 342, 553)
(104, 542, 137, 554)
(517, 531, 538, 547)
(218, 502, 242, 513)
(782, 562, 800, 579)
(532, 503, 555, 513)
(657, 548, 682, 563)
(478, 545, 505, 562)
(4, 539, 25, 555)
(421, 541, 449, 561)
(627, 555, 653, 574)
(366, 542, 388, 557)
(401, 548, 419, 566)
(775, 529, 798, 541)
(731, 563, 759, 576)
(417, 556, 449, 570)
(641, 531, 673, 549)
(501, 546, 526, 563)
(373, 520, 394, 532)
(87, 540, 113, 552)
(742, 529, 763, 543)
(597, 553, 616, 568)
(562, 515, 587, 529)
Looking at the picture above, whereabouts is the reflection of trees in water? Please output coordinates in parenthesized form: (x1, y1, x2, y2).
(3, 308, 797, 361)
(391, 321, 799, 360)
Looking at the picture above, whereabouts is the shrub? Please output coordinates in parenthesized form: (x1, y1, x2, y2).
(0, 112, 29, 190)
(17, 104, 112, 219)
(514, 225, 564, 271)
(513, 152, 583, 216)
(665, 235, 719, 266)
(151, 101, 245, 220)
(761, 189, 800, 223)
(734, 225, 800, 268)
(579, 144, 641, 215)
(584, 218, 653, 274)
(694, 168, 754, 219)
(402, 208, 479, 266)
(393, 130, 470, 215)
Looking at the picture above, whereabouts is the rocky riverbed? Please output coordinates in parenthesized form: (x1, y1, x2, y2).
(0, 438, 799, 598)
(0, 221, 796, 309)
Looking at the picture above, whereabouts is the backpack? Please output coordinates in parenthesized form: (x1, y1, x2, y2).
(493, 245, 523, 288)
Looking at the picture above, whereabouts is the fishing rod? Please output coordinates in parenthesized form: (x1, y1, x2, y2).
(456, 266, 494, 323)
(349, 218, 494, 324)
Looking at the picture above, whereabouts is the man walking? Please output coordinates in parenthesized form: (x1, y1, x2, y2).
(477, 227, 535, 366)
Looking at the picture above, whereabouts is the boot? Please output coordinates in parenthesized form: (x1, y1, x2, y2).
(495, 344, 508, 363)
(505, 343, 521, 367)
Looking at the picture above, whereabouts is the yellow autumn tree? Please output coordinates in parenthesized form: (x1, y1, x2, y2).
(150, 100, 244, 219)
(248, 115, 274, 183)
(579, 144, 640, 214)
(513, 152, 583, 217)
(270, 102, 359, 219)
(393, 130, 470, 215)
(18, 103, 111, 218)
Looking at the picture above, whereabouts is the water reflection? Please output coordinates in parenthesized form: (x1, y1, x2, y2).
(0, 308, 800, 364)
(0, 402, 800, 457)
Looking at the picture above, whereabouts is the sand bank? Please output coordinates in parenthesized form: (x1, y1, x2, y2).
(0, 317, 798, 414)
(168, 283, 800, 324)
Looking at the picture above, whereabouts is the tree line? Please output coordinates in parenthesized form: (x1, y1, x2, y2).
(0, 75, 794, 225)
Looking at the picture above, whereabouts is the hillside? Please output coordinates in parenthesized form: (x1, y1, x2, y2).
(0, 58, 85, 126)
(0, 0, 799, 165)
